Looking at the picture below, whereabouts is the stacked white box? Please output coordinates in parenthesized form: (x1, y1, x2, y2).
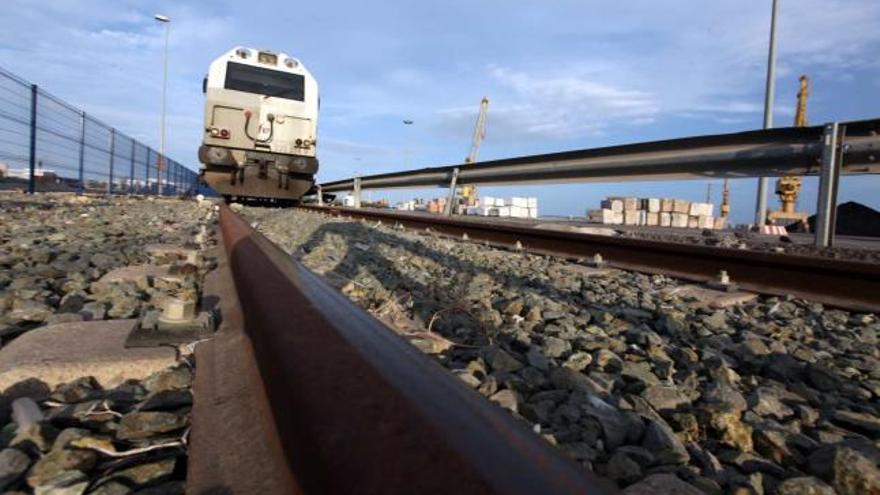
(623, 197, 639, 211)
(660, 198, 675, 212)
(713, 217, 727, 230)
(671, 213, 689, 227)
(510, 197, 529, 208)
(647, 212, 659, 226)
(527, 197, 538, 208)
(509, 205, 530, 218)
(601, 199, 623, 212)
(673, 199, 691, 214)
(687, 216, 699, 229)
(647, 198, 661, 213)
(697, 216, 714, 229)
(496, 206, 510, 217)
(528, 207, 538, 219)
(623, 210, 639, 225)
(638, 210, 647, 226)
(659, 212, 671, 227)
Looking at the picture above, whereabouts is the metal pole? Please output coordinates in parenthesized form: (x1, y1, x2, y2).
(815, 123, 841, 248)
(77, 112, 86, 196)
(158, 20, 170, 196)
(108, 129, 116, 195)
(444, 168, 460, 216)
(353, 177, 362, 208)
(27, 84, 37, 194)
(129, 141, 136, 194)
(755, 0, 779, 226)
(317, 185, 324, 206)
(145, 148, 151, 195)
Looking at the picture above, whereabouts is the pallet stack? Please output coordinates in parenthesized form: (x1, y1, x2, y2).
(466, 196, 538, 218)
(588, 197, 726, 229)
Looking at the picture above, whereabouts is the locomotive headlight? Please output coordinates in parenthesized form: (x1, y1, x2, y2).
(209, 128, 220, 137)
(236, 48, 251, 59)
(303, 139, 311, 147)
(284, 58, 299, 69)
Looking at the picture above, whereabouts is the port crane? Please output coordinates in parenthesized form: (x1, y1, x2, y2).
(460, 97, 489, 205)
(768, 75, 810, 228)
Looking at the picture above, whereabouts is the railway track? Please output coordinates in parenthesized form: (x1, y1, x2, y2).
(187, 204, 616, 494)
(299, 205, 880, 314)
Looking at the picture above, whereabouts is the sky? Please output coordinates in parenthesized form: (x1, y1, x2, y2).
(2, 0, 879, 224)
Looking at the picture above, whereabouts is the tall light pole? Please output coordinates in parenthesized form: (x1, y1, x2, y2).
(402, 119, 414, 168)
(155, 14, 171, 196)
(755, 0, 779, 226)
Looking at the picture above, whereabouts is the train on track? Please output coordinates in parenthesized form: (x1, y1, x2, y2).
(198, 47, 319, 203)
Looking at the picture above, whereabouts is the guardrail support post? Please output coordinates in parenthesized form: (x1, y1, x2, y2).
(317, 185, 324, 206)
(77, 112, 86, 196)
(444, 167, 460, 216)
(353, 177, 362, 208)
(815, 122, 842, 248)
(107, 129, 115, 196)
(27, 84, 37, 194)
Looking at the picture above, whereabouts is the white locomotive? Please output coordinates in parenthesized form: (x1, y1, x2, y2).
(198, 47, 319, 201)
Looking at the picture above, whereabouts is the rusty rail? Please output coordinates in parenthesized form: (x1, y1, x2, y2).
(189, 204, 615, 494)
(301, 205, 880, 313)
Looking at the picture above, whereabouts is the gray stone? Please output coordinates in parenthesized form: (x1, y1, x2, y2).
(641, 419, 690, 465)
(525, 347, 550, 371)
(748, 387, 794, 420)
(8, 300, 52, 323)
(489, 389, 520, 413)
(542, 336, 570, 359)
(143, 366, 193, 393)
(622, 473, 704, 495)
(833, 447, 880, 495)
(605, 451, 642, 486)
(116, 412, 187, 441)
(485, 348, 523, 373)
(830, 409, 880, 437)
(562, 351, 592, 372)
(0, 448, 31, 490)
(641, 385, 691, 413)
(105, 457, 176, 488)
(776, 477, 835, 495)
(582, 395, 631, 450)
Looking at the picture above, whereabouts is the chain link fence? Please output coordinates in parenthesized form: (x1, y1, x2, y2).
(0, 65, 198, 196)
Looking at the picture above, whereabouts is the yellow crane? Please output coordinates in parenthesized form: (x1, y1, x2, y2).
(460, 97, 489, 205)
(768, 75, 809, 227)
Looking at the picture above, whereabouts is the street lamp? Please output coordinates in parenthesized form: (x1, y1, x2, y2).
(402, 119, 414, 168)
(155, 14, 170, 196)
(754, 0, 779, 226)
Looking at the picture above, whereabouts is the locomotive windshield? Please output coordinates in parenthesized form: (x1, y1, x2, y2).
(224, 62, 305, 101)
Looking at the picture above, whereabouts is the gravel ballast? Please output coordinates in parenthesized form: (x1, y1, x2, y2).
(242, 206, 880, 495)
(0, 192, 217, 493)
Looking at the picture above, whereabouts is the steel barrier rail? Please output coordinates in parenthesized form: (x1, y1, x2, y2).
(301, 205, 880, 314)
(207, 204, 616, 495)
(319, 118, 880, 193)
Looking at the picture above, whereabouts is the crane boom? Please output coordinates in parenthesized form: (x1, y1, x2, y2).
(460, 97, 489, 205)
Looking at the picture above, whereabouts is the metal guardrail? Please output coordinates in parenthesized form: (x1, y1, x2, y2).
(303, 204, 880, 314)
(0, 65, 199, 196)
(317, 119, 880, 247)
(195, 204, 616, 494)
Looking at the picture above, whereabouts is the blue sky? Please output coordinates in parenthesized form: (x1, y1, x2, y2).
(2, 0, 879, 223)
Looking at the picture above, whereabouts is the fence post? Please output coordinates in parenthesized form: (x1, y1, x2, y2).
(77, 112, 85, 195)
(145, 149, 151, 195)
(27, 85, 37, 194)
(129, 141, 135, 195)
(107, 129, 116, 196)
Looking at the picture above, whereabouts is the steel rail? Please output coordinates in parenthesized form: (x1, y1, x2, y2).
(202, 204, 616, 494)
(319, 118, 880, 192)
(301, 205, 880, 314)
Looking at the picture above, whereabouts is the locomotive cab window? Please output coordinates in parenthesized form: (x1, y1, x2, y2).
(224, 62, 305, 101)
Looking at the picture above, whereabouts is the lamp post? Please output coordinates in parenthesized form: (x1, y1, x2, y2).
(155, 14, 170, 196)
(755, 0, 779, 226)
(402, 119, 413, 168)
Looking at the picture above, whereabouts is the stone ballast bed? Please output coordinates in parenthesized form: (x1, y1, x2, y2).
(242, 206, 880, 495)
(0, 193, 216, 493)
